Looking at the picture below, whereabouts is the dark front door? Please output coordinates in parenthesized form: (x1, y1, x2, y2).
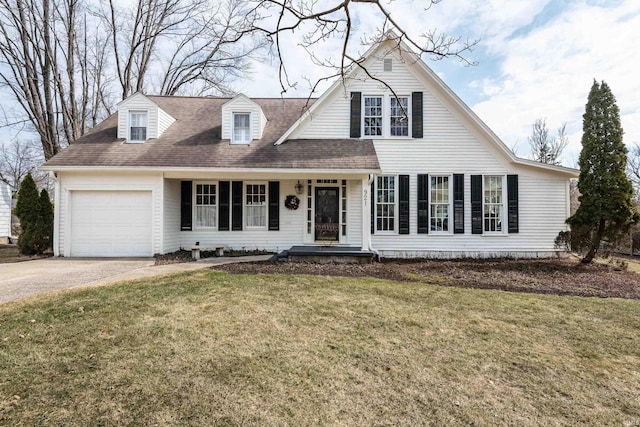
(315, 187, 339, 242)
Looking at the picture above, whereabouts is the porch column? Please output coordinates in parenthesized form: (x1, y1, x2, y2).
(362, 177, 371, 250)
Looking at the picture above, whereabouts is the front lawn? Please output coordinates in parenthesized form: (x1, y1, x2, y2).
(1, 270, 639, 426)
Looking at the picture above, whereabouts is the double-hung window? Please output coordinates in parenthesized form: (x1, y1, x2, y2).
(484, 176, 503, 232)
(195, 183, 217, 228)
(363, 96, 383, 136)
(245, 183, 266, 228)
(430, 176, 450, 232)
(375, 175, 396, 232)
(390, 96, 409, 136)
(129, 111, 147, 142)
(363, 95, 410, 137)
(233, 113, 251, 144)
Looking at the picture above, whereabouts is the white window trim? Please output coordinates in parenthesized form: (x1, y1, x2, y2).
(361, 94, 411, 139)
(128, 110, 148, 143)
(429, 174, 452, 235)
(232, 112, 252, 145)
(374, 174, 398, 234)
(244, 181, 267, 230)
(389, 95, 411, 138)
(193, 181, 218, 230)
(482, 175, 507, 235)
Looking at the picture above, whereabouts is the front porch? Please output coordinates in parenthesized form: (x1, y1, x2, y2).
(162, 173, 374, 255)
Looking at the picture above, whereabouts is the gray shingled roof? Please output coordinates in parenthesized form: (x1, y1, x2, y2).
(44, 96, 380, 171)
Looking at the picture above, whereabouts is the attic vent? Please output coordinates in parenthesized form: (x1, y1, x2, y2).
(383, 58, 393, 72)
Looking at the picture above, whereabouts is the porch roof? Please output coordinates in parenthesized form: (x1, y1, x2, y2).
(43, 96, 380, 172)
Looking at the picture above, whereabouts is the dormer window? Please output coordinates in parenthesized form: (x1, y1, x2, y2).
(232, 113, 251, 144)
(129, 111, 148, 143)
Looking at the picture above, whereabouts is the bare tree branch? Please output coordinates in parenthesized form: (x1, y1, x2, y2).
(528, 118, 568, 165)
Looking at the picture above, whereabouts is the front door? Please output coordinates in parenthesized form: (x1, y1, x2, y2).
(315, 187, 339, 242)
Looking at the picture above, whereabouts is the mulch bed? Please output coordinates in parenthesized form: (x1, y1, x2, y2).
(213, 257, 640, 300)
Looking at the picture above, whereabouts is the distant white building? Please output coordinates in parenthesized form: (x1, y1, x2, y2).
(0, 182, 11, 243)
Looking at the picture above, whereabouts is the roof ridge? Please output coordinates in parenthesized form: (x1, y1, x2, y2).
(146, 95, 318, 101)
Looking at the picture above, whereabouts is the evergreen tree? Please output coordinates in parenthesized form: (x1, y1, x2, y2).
(567, 80, 639, 263)
(37, 189, 54, 252)
(14, 173, 54, 255)
(15, 172, 40, 228)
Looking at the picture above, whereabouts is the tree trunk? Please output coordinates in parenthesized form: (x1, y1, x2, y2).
(582, 219, 606, 263)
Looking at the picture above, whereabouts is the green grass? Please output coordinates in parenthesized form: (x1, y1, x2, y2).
(1, 270, 639, 426)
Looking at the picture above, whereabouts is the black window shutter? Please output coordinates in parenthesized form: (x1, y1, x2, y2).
(507, 175, 519, 233)
(399, 175, 410, 234)
(471, 175, 483, 234)
(231, 181, 243, 231)
(218, 181, 230, 231)
(350, 92, 362, 138)
(370, 180, 375, 235)
(268, 181, 279, 231)
(180, 181, 192, 231)
(411, 92, 423, 138)
(417, 174, 429, 234)
(453, 174, 465, 234)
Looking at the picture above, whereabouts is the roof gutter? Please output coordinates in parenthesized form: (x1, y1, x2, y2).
(39, 165, 382, 175)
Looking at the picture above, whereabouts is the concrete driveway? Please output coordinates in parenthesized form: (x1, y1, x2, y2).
(0, 255, 272, 305)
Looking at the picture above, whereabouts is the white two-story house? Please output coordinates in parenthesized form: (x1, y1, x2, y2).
(42, 36, 577, 258)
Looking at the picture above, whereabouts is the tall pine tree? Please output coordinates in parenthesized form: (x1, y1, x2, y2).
(567, 80, 639, 263)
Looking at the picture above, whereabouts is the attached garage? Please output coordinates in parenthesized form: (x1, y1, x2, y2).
(69, 190, 152, 257)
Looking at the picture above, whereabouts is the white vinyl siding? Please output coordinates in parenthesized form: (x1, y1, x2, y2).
(0, 183, 11, 239)
(117, 93, 175, 141)
(221, 95, 267, 141)
(162, 178, 181, 253)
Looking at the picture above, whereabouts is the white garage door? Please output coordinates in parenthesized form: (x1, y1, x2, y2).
(70, 191, 152, 257)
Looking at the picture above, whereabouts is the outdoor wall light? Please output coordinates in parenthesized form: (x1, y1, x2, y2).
(295, 180, 304, 195)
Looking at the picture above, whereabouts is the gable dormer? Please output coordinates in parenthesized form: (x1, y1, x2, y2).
(117, 93, 175, 143)
(221, 94, 267, 144)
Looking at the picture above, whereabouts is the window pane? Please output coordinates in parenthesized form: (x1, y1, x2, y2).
(375, 176, 396, 231)
(430, 176, 449, 232)
(364, 96, 383, 136)
(483, 176, 503, 232)
(233, 113, 251, 143)
(390, 97, 409, 136)
(245, 184, 266, 227)
(195, 184, 216, 227)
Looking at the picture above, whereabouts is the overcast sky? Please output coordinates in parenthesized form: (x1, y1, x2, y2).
(237, 0, 640, 167)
